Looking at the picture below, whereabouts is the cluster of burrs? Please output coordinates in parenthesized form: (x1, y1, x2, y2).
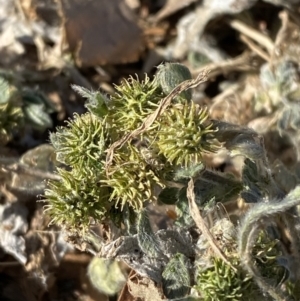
(44, 62, 300, 300)
(44, 63, 217, 234)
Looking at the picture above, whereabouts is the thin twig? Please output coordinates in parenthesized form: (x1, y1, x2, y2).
(274, 11, 290, 49)
(192, 51, 257, 78)
(210, 83, 240, 112)
(228, 19, 274, 54)
(270, 10, 290, 62)
(187, 178, 236, 271)
(0, 261, 21, 266)
(240, 34, 271, 62)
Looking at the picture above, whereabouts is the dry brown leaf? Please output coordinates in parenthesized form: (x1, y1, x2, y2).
(127, 274, 164, 301)
(58, 0, 143, 66)
(117, 284, 135, 301)
(117, 270, 136, 301)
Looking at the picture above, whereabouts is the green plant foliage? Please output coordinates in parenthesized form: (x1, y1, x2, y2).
(252, 231, 285, 284)
(102, 144, 164, 211)
(43, 62, 300, 300)
(193, 169, 243, 211)
(255, 60, 300, 158)
(156, 62, 192, 102)
(237, 186, 300, 301)
(158, 187, 180, 205)
(140, 146, 166, 172)
(109, 75, 162, 135)
(50, 113, 109, 177)
(44, 168, 110, 233)
(44, 111, 116, 232)
(195, 257, 253, 301)
(137, 209, 162, 257)
(277, 103, 300, 133)
(162, 253, 191, 299)
(175, 187, 194, 227)
(0, 77, 23, 145)
(155, 102, 218, 166)
(241, 158, 267, 203)
(0, 77, 58, 146)
(22, 88, 55, 131)
(174, 162, 205, 180)
(165, 168, 243, 222)
(71, 84, 109, 118)
(213, 121, 264, 161)
(272, 159, 299, 193)
(257, 60, 299, 111)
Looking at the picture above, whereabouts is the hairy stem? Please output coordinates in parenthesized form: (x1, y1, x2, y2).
(238, 186, 300, 300)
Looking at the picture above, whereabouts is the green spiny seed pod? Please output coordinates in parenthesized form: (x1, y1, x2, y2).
(44, 168, 110, 233)
(195, 257, 253, 301)
(50, 113, 109, 176)
(252, 231, 285, 282)
(109, 75, 162, 135)
(156, 62, 192, 102)
(103, 144, 164, 211)
(195, 219, 255, 300)
(0, 78, 23, 145)
(155, 101, 218, 166)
